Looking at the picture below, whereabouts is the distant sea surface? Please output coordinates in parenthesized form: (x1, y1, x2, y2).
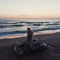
(0, 19, 60, 39)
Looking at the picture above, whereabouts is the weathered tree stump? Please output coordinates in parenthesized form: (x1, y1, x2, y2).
(13, 28, 53, 56)
(27, 28, 33, 46)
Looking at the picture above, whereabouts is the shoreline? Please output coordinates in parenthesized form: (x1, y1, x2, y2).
(0, 32, 60, 46)
(0, 32, 60, 60)
(0, 30, 60, 39)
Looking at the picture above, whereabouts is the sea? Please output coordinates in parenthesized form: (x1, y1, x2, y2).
(0, 19, 60, 39)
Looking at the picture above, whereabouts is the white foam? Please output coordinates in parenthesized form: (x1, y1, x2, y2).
(0, 30, 60, 39)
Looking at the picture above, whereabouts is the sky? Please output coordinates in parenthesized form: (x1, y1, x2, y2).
(0, 0, 60, 18)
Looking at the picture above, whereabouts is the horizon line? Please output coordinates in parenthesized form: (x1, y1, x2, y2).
(0, 15, 60, 19)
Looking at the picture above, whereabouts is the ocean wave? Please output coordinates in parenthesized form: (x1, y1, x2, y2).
(0, 27, 60, 36)
(0, 22, 60, 28)
(0, 30, 27, 36)
(0, 19, 60, 38)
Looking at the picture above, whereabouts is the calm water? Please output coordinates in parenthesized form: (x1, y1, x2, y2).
(0, 19, 60, 39)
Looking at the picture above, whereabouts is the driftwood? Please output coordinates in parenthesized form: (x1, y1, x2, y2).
(13, 28, 53, 56)
(27, 28, 33, 44)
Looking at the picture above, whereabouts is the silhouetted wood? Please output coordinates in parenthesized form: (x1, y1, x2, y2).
(13, 28, 53, 56)
(27, 28, 33, 45)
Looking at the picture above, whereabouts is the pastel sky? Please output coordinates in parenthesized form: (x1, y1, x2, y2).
(0, 0, 60, 18)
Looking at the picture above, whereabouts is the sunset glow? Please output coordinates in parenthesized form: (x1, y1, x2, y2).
(0, 0, 60, 18)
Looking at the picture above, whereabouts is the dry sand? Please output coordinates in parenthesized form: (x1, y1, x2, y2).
(0, 32, 60, 60)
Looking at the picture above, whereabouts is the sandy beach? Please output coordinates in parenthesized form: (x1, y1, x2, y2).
(0, 32, 60, 60)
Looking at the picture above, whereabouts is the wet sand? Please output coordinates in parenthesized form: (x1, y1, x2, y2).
(0, 32, 60, 60)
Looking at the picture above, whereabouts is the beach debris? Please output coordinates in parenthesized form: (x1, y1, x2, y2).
(13, 28, 53, 56)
